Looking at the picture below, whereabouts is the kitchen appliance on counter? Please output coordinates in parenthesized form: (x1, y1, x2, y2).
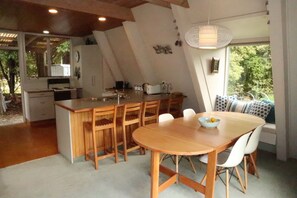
(115, 81, 130, 90)
(144, 84, 162, 95)
(48, 78, 77, 101)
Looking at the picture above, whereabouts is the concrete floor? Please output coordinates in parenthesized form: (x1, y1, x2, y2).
(0, 150, 296, 198)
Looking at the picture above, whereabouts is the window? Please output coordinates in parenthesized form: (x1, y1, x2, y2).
(227, 44, 274, 101)
(25, 34, 70, 78)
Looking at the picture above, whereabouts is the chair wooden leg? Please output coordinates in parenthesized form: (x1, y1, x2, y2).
(249, 154, 259, 178)
(160, 154, 166, 164)
(122, 125, 128, 161)
(235, 166, 246, 193)
(226, 169, 229, 198)
(244, 156, 248, 190)
(200, 174, 207, 184)
(188, 156, 197, 173)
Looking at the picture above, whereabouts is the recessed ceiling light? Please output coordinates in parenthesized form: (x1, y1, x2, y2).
(49, 8, 58, 14)
(43, 30, 50, 34)
(98, 17, 106, 22)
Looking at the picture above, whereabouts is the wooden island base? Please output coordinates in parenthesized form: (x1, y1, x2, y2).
(55, 91, 182, 162)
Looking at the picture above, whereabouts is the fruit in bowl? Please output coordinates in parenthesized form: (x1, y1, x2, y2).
(198, 117, 220, 128)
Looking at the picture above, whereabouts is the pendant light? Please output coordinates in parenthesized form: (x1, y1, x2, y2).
(185, 1, 232, 49)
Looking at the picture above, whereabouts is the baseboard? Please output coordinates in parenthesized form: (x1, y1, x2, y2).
(258, 141, 276, 153)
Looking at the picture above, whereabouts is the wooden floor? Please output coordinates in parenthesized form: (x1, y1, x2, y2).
(0, 120, 58, 168)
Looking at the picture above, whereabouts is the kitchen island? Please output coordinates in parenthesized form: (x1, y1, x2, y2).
(55, 90, 180, 163)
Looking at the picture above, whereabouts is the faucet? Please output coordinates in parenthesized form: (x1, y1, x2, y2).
(115, 90, 120, 104)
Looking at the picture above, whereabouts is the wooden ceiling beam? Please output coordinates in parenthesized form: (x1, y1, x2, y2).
(18, 0, 135, 21)
(161, 0, 189, 8)
(144, 0, 171, 8)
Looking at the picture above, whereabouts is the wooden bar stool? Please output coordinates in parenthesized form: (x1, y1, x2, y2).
(118, 102, 143, 161)
(142, 100, 160, 126)
(167, 96, 184, 118)
(83, 105, 118, 170)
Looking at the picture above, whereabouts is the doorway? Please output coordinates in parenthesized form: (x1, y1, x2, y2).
(0, 32, 24, 126)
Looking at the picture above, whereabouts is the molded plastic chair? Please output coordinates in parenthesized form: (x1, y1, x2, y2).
(199, 132, 252, 198)
(83, 105, 118, 170)
(183, 108, 196, 118)
(159, 113, 196, 173)
(158, 113, 174, 122)
(0, 89, 11, 114)
(243, 125, 264, 190)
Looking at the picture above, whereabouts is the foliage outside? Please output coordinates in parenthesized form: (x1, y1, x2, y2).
(26, 39, 70, 78)
(0, 50, 21, 94)
(227, 45, 274, 101)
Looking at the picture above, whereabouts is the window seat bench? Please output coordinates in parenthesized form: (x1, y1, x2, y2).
(260, 123, 276, 145)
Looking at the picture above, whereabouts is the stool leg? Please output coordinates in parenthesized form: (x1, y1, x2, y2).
(92, 129, 98, 170)
(122, 124, 128, 161)
(112, 127, 118, 163)
(83, 125, 89, 161)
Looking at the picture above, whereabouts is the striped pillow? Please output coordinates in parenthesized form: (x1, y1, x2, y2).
(225, 100, 254, 113)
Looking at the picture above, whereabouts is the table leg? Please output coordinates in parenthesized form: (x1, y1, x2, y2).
(151, 151, 160, 198)
(205, 150, 217, 198)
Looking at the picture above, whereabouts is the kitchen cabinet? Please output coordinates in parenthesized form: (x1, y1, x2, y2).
(73, 45, 103, 98)
(24, 91, 55, 122)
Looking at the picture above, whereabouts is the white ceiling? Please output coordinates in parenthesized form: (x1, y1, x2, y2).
(215, 14, 270, 42)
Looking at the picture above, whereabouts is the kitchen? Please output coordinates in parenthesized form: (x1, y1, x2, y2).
(0, 0, 296, 198)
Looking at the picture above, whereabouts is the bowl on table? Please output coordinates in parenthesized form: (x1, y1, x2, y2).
(198, 117, 220, 128)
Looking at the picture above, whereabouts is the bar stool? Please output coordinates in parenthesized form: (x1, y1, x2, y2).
(142, 100, 160, 126)
(83, 105, 118, 170)
(118, 102, 143, 161)
(168, 96, 184, 118)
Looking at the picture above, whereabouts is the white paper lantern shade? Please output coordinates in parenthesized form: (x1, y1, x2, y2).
(185, 25, 233, 49)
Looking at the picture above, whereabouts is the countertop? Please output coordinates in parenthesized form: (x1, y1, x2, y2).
(55, 90, 178, 113)
(24, 89, 53, 93)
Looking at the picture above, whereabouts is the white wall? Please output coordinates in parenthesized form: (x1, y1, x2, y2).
(105, 26, 144, 87)
(130, 3, 199, 111)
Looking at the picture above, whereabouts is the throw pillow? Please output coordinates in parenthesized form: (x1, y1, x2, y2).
(215, 95, 237, 111)
(262, 100, 275, 124)
(248, 101, 272, 119)
(225, 100, 254, 113)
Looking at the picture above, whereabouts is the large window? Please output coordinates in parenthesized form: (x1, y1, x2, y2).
(25, 34, 70, 78)
(227, 44, 274, 101)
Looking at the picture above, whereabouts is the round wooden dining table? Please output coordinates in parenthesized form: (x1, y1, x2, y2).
(133, 111, 265, 198)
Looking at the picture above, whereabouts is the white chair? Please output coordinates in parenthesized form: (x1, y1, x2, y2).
(199, 132, 252, 198)
(159, 113, 196, 173)
(0, 89, 10, 114)
(243, 125, 264, 190)
(158, 113, 174, 123)
(183, 108, 196, 118)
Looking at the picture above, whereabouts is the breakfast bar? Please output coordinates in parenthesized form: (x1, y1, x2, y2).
(54, 90, 181, 163)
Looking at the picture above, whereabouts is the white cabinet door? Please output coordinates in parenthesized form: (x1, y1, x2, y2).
(25, 91, 55, 122)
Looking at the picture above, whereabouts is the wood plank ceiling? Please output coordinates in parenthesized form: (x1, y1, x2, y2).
(0, 0, 188, 37)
